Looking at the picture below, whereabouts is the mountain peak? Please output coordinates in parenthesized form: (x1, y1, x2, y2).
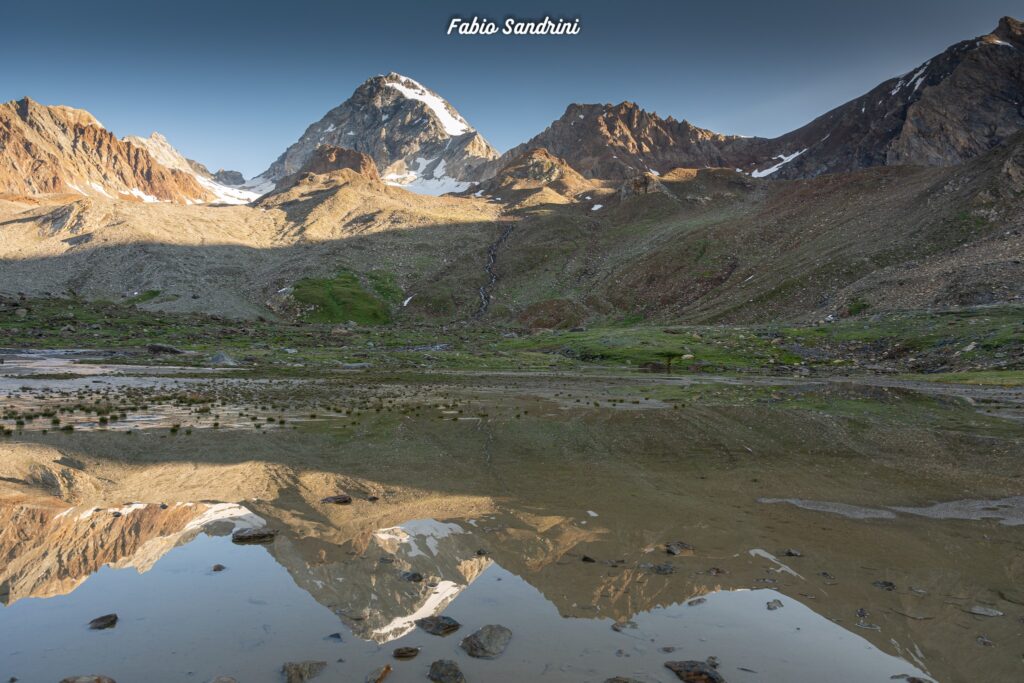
(252, 73, 497, 194)
(993, 16, 1023, 43)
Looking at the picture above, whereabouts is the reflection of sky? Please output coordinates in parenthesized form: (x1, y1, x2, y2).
(0, 531, 930, 682)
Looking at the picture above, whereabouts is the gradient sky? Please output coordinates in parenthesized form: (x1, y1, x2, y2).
(6, 1, 1019, 177)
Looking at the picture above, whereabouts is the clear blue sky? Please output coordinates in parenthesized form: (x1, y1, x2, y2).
(6, 0, 1019, 178)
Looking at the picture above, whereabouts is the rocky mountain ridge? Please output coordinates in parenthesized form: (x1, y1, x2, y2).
(0, 98, 213, 204)
(249, 72, 499, 195)
(509, 17, 1024, 182)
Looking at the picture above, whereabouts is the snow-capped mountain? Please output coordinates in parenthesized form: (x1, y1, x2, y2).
(123, 132, 259, 204)
(248, 72, 499, 195)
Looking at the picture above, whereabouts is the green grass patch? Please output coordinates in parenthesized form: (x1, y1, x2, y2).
(367, 271, 403, 305)
(292, 271, 391, 325)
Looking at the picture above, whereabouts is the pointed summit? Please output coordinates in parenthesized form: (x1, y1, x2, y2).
(249, 73, 498, 195)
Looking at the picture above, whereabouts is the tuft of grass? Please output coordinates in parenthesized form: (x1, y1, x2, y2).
(126, 290, 162, 304)
(292, 271, 391, 325)
(367, 271, 403, 305)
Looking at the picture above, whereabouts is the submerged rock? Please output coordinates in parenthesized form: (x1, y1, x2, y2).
(665, 660, 727, 682)
(59, 678, 116, 683)
(87, 613, 118, 630)
(320, 494, 352, 505)
(146, 343, 183, 354)
(968, 605, 1004, 617)
(416, 615, 461, 636)
(211, 564, 226, 572)
(460, 624, 512, 658)
(282, 660, 327, 683)
(365, 665, 392, 682)
(392, 646, 420, 660)
(665, 541, 694, 556)
(428, 660, 465, 683)
(766, 599, 784, 611)
(231, 527, 276, 544)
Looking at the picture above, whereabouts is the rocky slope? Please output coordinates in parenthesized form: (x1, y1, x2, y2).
(1, 130, 1019, 323)
(0, 98, 213, 204)
(499, 102, 770, 181)
(249, 73, 498, 195)
(506, 17, 1024, 182)
(123, 132, 258, 204)
(464, 147, 600, 207)
(762, 16, 1024, 179)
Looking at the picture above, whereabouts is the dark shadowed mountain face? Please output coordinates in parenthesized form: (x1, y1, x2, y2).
(250, 72, 499, 194)
(505, 17, 1024, 182)
(766, 15, 1024, 179)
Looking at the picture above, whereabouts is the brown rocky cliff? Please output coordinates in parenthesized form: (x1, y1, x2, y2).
(0, 97, 213, 203)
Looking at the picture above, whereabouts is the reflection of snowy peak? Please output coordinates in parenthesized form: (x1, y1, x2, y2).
(124, 132, 259, 204)
(249, 73, 499, 196)
(268, 517, 491, 643)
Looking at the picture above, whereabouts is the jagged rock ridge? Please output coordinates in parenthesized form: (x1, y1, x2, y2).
(0, 98, 213, 204)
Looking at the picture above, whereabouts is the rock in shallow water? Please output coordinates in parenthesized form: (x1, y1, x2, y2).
(231, 527, 277, 544)
(392, 646, 420, 660)
(416, 615, 461, 636)
(664, 660, 727, 682)
(665, 541, 694, 556)
(428, 660, 465, 683)
(460, 624, 512, 658)
(282, 660, 327, 683)
(59, 678, 116, 683)
(88, 613, 118, 630)
(320, 494, 352, 505)
(365, 664, 392, 682)
(766, 599, 784, 611)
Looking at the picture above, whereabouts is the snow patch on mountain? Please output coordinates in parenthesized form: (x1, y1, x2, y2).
(384, 74, 471, 136)
(752, 149, 807, 178)
(125, 132, 258, 204)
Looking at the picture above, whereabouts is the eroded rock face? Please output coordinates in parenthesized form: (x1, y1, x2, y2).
(0, 99, 213, 203)
(252, 72, 498, 192)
